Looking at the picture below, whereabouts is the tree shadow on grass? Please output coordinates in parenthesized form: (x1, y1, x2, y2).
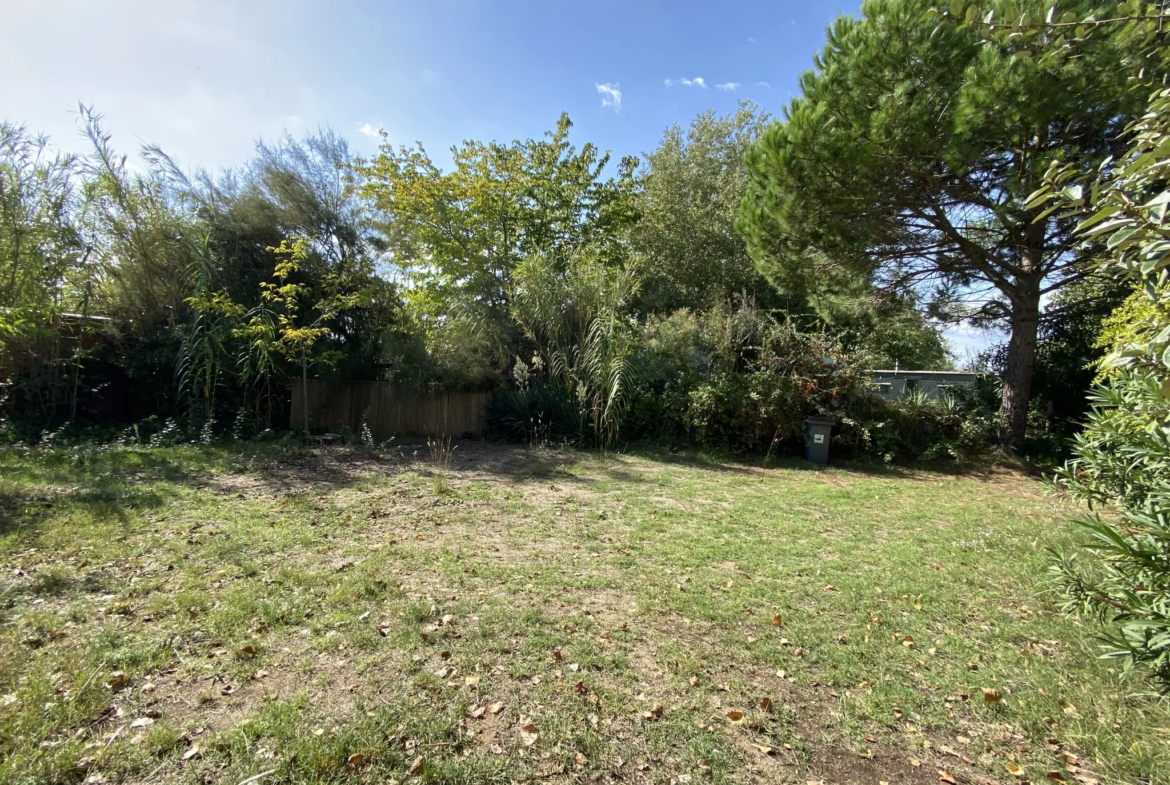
(622, 442, 1042, 486)
(0, 448, 190, 537)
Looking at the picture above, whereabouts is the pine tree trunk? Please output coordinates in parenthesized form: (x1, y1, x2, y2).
(998, 277, 1041, 452)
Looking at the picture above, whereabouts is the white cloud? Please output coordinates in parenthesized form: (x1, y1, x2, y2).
(675, 77, 707, 88)
(664, 78, 674, 87)
(747, 37, 756, 43)
(715, 82, 740, 91)
(596, 82, 621, 112)
(754, 81, 772, 89)
(357, 122, 381, 138)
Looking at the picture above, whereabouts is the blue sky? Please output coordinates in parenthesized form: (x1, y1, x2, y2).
(2, 0, 998, 359)
(3, 0, 860, 167)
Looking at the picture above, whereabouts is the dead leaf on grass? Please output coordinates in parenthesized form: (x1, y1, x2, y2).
(1007, 762, 1025, 778)
(641, 703, 664, 721)
(726, 710, 745, 723)
(489, 701, 506, 715)
(983, 688, 1003, 703)
(938, 770, 957, 784)
(346, 753, 364, 771)
(519, 716, 539, 746)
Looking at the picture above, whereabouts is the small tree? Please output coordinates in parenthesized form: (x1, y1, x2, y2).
(1031, 87, 1170, 687)
(256, 237, 361, 434)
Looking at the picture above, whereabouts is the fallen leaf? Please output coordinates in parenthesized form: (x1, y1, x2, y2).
(182, 746, 200, 761)
(773, 614, 783, 627)
(238, 645, 257, 659)
(107, 672, 129, 692)
(908, 757, 921, 767)
(938, 770, 957, 784)
(469, 705, 486, 719)
(641, 703, 664, 721)
(758, 697, 773, 710)
(902, 636, 916, 648)
(408, 756, 424, 776)
(464, 675, 480, 687)
(129, 717, 153, 729)
(726, 710, 745, 723)
(574, 751, 588, 766)
(1007, 761, 1025, 777)
(347, 753, 364, 771)
(488, 701, 506, 715)
(752, 743, 775, 755)
(983, 688, 1003, 704)
(1047, 773, 1068, 783)
(688, 675, 699, 687)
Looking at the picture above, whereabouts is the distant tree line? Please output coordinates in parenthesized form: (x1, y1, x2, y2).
(2, 0, 1165, 461)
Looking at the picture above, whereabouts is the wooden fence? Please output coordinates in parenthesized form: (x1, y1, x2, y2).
(291, 380, 492, 438)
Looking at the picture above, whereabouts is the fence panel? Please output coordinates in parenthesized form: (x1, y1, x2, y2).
(291, 380, 491, 438)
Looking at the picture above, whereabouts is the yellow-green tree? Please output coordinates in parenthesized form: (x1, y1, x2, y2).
(257, 237, 362, 433)
(353, 114, 640, 363)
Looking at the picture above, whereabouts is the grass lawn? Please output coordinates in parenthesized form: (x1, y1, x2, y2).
(1, 440, 1167, 785)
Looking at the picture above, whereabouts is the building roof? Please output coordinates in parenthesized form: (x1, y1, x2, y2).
(871, 369, 979, 376)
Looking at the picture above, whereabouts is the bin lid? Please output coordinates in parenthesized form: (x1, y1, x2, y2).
(805, 416, 836, 426)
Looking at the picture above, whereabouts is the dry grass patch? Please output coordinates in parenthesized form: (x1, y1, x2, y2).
(0, 441, 1166, 785)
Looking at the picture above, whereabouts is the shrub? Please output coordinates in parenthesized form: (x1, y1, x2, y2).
(624, 302, 873, 453)
(484, 386, 585, 445)
(1030, 87, 1170, 688)
(837, 386, 995, 463)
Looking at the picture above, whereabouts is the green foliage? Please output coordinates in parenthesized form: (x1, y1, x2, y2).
(630, 102, 776, 314)
(1030, 87, 1170, 687)
(483, 385, 585, 444)
(509, 251, 641, 446)
(354, 115, 640, 359)
(839, 384, 996, 462)
(623, 303, 876, 454)
(738, 0, 1157, 446)
(0, 123, 85, 319)
(982, 270, 1133, 458)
